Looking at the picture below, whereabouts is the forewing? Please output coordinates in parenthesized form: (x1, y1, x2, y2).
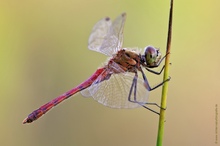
(100, 13, 126, 56)
(88, 17, 112, 55)
(88, 13, 126, 56)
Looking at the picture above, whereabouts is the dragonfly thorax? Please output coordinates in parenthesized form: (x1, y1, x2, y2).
(107, 49, 141, 73)
(141, 46, 162, 68)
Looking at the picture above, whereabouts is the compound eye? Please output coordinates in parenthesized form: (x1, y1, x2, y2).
(144, 46, 161, 65)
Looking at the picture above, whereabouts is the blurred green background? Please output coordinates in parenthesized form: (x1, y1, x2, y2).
(1, 0, 220, 145)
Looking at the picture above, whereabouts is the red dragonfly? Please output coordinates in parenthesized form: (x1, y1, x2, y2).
(23, 13, 169, 124)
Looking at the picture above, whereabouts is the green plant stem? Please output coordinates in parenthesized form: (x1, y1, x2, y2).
(156, 0, 173, 146)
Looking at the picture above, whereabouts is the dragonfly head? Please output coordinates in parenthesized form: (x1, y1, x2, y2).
(142, 46, 161, 67)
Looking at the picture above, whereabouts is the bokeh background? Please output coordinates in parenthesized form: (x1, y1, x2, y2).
(1, 0, 220, 146)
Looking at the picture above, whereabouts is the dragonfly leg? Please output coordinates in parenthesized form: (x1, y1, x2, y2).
(146, 65, 165, 75)
(142, 103, 166, 115)
(142, 105, 160, 115)
(140, 67, 170, 91)
(143, 102, 166, 110)
(128, 72, 162, 115)
(128, 72, 137, 102)
(133, 73, 138, 101)
(154, 52, 170, 67)
(150, 76, 171, 91)
(145, 63, 171, 75)
(139, 67, 169, 113)
(146, 63, 171, 75)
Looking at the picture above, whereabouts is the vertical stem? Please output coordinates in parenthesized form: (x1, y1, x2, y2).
(156, 0, 173, 146)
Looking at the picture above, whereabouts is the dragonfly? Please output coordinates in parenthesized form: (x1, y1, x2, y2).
(23, 13, 170, 124)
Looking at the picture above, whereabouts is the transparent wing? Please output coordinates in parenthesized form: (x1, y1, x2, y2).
(88, 13, 126, 56)
(100, 13, 126, 56)
(80, 62, 149, 108)
(88, 17, 112, 55)
(80, 69, 108, 98)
